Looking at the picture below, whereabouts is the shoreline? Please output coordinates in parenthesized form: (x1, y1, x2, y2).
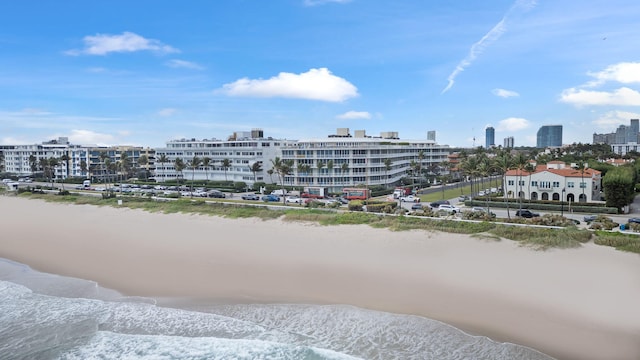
(1, 196, 639, 359)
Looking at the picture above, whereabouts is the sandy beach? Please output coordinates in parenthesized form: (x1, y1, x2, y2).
(1, 196, 639, 359)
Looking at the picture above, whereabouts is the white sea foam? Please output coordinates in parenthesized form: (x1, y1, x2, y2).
(0, 259, 555, 360)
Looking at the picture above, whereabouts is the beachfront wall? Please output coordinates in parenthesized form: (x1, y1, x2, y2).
(279, 137, 450, 193)
(504, 162, 602, 203)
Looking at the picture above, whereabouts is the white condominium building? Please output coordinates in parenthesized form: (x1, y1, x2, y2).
(1, 137, 90, 179)
(280, 129, 450, 193)
(153, 130, 295, 184)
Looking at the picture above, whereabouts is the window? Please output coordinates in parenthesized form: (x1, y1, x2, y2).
(508, 180, 514, 185)
(567, 182, 574, 188)
(531, 181, 538, 186)
(552, 181, 560, 187)
(580, 182, 586, 188)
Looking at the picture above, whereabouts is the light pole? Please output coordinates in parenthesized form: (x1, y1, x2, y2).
(561, 188, 566, 217)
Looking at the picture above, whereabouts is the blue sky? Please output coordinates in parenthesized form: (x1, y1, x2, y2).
(1, 0, 640, 148)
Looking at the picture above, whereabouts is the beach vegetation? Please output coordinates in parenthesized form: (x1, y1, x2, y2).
(11, 191, 639, 253)
(593, 231, 640, 254)
(488, 226, 592, 250)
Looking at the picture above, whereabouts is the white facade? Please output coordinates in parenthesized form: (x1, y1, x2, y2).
(153, 136, 295, 184)
(504, 161, 602, 203)
(1, 138, 90, 179)
(280, 134, 450, 193)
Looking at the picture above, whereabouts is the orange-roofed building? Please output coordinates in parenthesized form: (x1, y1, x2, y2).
(504, 161, 602, 203)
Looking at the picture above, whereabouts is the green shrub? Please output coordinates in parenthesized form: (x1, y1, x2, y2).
(348, 200, 364, 211)
(594, 232, 640, 253)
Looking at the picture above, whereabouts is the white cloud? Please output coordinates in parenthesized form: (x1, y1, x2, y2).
(166, 59, 204, 70)
(157, 108, 177, 117)
(66, 130, 115, 145)
(592, 110, 640, 131)
(219, 68, 358, 102)
(442, 0, 537, 93)
(492, 88, 519, 98)
(496, 117, 530, 131)
(336, 111, 371, 120)
(560, 87, 640, 106)
(304, 0, 351, 6)
(586, 62, 640, 87)
(66, 32, 179, 56)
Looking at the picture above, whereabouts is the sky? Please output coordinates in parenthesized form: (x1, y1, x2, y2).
(1, 0, 640, 148)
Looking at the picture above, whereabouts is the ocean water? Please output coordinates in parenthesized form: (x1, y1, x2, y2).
(0, 258, 554, 360)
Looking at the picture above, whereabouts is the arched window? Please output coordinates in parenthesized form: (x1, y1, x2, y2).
(579, 193, 587, 203)
(552, 193, 560, 201)
(531, 192, 538, 200)
(542, 193, 549, 200)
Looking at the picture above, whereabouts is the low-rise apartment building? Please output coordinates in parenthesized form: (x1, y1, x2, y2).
(153, 130, 294, 184)
(280, 129, 450, 193)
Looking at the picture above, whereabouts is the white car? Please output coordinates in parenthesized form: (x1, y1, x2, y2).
(285, 196, 302, 204)
(437, 204, 460, 214)
(399, 195, 419, 202)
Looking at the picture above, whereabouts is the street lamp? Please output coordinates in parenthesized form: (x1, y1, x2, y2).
(561, 188, 566, 217)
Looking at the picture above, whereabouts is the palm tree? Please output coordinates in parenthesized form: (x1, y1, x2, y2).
(524, 162, 535, 205)
(514, 152, 528, 212)
(267, 168, 274, 183)
(417, 150, 425, 187)
(477, 157, 491, 211)
(249, 161, 262, 184)
(60, 153, 70, 180)
(157, 154, 169, 183)
(174, 157, 186, 184)
(316, 160, 325, 177)
(202, 157, 212, 182)
(137, 155, 149, 181)
(188, 156, 202, 195)
(119, 152, 131, 183)
(29, 155, 38, 177)
(298, 163, 312, 189)
(80, 160, 88, 179)
(494, 152, 514, 219)
(326, 160, 334, 185)
(48, 157, 60, 189)
(221, 158, 231, 182)
(270, 156, 293, 205)
(0, 152, 4, 172)
(383, 158, 392, 188)
(574, 161, 588, 202)
(341, 162, 349, 174)
(99, 151, 110, 186)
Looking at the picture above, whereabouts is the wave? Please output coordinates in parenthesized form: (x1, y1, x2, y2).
(0, 259, 554, 360)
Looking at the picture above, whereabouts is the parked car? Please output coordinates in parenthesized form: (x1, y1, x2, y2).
(207, 190, 226, 198)
(583, 215, 598, 223)
(437, 204, 460, 214)
(241, 193, 260, 201)
(285, 196, 302, 204)
(262, 194, 280, 202)
(628, 217, 640, 224)
(399, 195, 419, 202)
(411, 203, 423, 210)
(471, 207, 496, 217)
(429, 200, 450, 208)
(338, 197, 349, 204)
(515, 209, 540, 218)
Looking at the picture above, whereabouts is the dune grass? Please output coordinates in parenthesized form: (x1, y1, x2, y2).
(12, 191, 638, 253)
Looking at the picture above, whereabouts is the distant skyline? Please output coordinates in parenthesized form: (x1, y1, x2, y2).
(1, 1, 640, 148)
